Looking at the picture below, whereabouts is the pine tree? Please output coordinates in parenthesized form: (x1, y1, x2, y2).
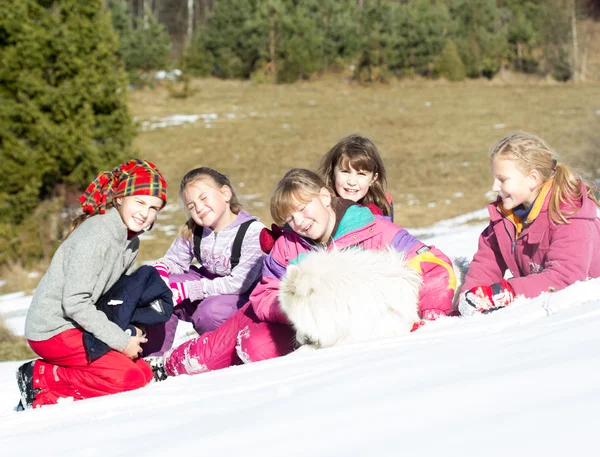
(0, 0, 134, 263)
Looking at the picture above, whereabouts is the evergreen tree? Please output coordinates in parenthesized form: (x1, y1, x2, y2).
(435, 38, 466, 80)
(109, 1, 172, 76)
(0, 0, 133, 263)
(449, 0, 508, 78)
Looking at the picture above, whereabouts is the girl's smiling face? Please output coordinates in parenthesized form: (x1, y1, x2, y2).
(333, 163, 377, 202)
(183, 179, 235, 232)
(116, 195, 163, 232)
(285, 188, 336, 243)
(491, 157, 542, 210)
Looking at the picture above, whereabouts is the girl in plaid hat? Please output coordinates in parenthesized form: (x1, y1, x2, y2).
(17, 159, 168, 409)
(143, 167, 265, 356)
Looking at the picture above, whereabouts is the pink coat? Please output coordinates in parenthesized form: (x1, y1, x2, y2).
(252, 205, 456, 322)
(463, 186, 600, 298)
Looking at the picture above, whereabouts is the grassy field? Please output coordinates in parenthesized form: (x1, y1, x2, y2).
(130, 75, 600, 263)
(0, 76, 599, 294)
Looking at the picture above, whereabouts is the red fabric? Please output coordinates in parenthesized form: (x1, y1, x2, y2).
(259, 224, 283, 254)
(466, 279, 515, 311)
(79, 159, 167, 215)
(463, 186, 600, 298)
(28, 329, 152, 408)
(365, 203, 384, 216)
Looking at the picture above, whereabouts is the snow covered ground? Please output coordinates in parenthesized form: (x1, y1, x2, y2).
(1, 211, 600, 457)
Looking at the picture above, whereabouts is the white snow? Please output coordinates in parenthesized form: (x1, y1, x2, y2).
(1, 212, 600, 456)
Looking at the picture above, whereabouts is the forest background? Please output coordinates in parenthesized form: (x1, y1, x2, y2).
(1, 0, 600, 358)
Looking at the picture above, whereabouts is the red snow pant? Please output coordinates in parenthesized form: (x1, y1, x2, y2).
(164, 302, 296, 376)
(28, 328, 153, 408)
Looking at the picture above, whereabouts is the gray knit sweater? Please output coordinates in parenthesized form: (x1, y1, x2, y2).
(25, 207, 139, 352)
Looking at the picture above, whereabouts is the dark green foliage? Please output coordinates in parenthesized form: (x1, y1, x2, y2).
(435, 39, 466, 81)
(109, 1, 172, 76)
(182, 0, 578, 83)
(450, 0, 508, 78)
(0, 0, 133, 265)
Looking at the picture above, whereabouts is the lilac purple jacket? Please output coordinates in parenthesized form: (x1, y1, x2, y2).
(155, 211, 265, 301)
(463, 182, 600, 298)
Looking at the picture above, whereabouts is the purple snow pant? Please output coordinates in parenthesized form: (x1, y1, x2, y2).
(142, 266, 250, 356)
(163, 301, 296, 376)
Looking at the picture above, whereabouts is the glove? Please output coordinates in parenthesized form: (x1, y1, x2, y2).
(259, 224, 283, 254)
(170, 281, 189, 305)
(154, 263, 170, 287)
(458, 279, 515, 316)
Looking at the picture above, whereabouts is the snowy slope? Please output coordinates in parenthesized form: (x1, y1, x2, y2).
(1, 212, 600, 457)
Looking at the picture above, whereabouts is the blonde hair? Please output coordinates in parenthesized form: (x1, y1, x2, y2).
(271, 169, 335, 226)
(490, 132, 600, 224)
(179, 167, 242, 240)
(318, 134, 390, 216)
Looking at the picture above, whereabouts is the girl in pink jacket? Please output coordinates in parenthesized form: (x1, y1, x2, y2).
(459, 132, 600, 315)
(147, 169, 456, 380)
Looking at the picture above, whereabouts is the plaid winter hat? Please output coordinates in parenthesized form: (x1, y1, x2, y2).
(79, 159, 167, 215)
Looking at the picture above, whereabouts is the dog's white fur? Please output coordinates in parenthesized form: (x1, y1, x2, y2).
(279, 247, 423, 349)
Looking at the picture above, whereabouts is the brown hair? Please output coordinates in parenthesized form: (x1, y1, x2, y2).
(318, 134, 390, 216)
(490, 132, 600, 224)
(179, 167, 242, 240)
(271, 168, 335, 226)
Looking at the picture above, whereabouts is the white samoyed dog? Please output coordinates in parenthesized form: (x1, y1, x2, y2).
(278, 247, 423, 349)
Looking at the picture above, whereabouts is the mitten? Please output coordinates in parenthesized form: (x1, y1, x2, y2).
(154, 263, 170, 287)
(170, 281, 189, 305)
(458, 279, 515, 316)
(259, 224, 283, 254)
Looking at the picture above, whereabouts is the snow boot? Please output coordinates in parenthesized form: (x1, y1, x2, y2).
(16, 360, 40, 411)
(144, 356, 168, 383)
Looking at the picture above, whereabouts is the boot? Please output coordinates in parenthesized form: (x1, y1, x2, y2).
(144, 356, 168, 383)
(16, 360, 41, 410)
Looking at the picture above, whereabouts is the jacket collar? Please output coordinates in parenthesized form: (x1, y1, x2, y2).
(495, 178, 553, 236)
(106, 207, 129, 242)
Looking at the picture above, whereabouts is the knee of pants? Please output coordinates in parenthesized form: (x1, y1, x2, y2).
(193, 299, 238, 334)
(237, 323, 295, 363)
(118, 363, 152, 391)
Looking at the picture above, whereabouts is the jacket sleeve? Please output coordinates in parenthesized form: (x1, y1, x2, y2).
(62, 241, 130, 352)
(405, 244, 456, 317)
(508, 219, 595, 298)
(196, 223, 266, 299)
(248, 237, 292, 325)
(154, 234, 195, 275)
(462, 224, 508, 292)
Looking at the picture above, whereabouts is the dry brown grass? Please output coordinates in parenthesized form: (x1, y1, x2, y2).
(0, 316, 35, 361)
(130, 76, 600, 262)
(1, 76, 599, 294)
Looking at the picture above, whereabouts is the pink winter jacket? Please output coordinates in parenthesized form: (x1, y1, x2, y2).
(250, 204, 456, 324)
(463, 184, 600, 298)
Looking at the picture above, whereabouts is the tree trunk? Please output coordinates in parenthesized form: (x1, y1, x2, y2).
(571, 0, 579, 82)
(187, 0, 194, 47)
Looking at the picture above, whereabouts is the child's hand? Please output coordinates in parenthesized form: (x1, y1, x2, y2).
(458, 279, 515, 316)
(154, 263, 170, 287)
(170, 281, 189, 305)
(122, 335, 148, 359)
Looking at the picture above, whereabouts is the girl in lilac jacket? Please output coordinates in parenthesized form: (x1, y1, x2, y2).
(150, 169, 456, 379)
(143, 167, 265, 356)
(459, 132, 600, 315)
